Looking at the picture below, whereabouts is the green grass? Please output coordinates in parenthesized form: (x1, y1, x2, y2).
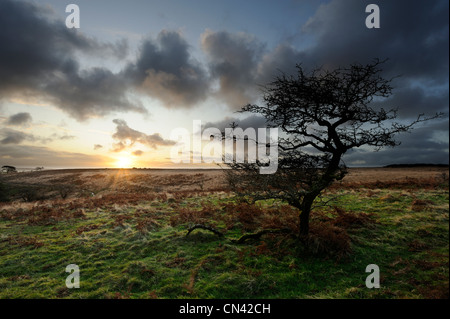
(0, 186, 448, 299)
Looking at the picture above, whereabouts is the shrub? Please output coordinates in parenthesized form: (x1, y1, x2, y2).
(136, 217, 160, 233)
(305, 221, 352, 259)
(112, 214, 133, 227)
(411, 199, 434, 211)
(0, 181, 8, 201)
(17, 185, 50, 202)
(53, 184, 75, 199)
(332, 206, 375, 229)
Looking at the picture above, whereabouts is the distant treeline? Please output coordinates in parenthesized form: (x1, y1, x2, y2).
(384, 163, 449, 168)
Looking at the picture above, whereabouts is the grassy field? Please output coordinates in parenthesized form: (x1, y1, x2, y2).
(0, 168, 448, 299)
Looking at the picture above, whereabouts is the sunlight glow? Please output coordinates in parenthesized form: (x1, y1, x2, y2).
(115, 156, 133, 168)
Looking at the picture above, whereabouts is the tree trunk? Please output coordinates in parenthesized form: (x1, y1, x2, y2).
(298, 153, 344, 238)
(299, 210, 310, 237)
(299, 194, 315, 237)
(299, 152, 343, 237)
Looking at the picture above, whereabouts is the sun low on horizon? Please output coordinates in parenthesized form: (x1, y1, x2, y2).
(114, 156, 134, 169)
(0, 0, 448, 170)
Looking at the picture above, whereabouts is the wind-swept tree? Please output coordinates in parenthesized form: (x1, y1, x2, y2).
(224, 59, 440, 238)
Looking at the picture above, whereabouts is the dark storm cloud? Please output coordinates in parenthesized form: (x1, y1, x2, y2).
(43, 67, 145, 121)
(299, 0, 448, 70)
(0, 0, 143, 121)
(199, 1, 448, 119)
(305, 0, 448, 165)
(6, 112, 32, 126)
(294, 0, 448, 115)
(201, 30, 265, 109)
(251, 1, 449, 116)
(256, 44, 305, 85)
(234, 0, 448, 165)
(111, 119, 175, 152)
(371, 85, 449, 119)
(1, 1, 208, 114)
(125, 30, 209, 108)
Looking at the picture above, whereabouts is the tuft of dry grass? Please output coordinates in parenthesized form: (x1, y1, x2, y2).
(411, 199, 434, 211)
(136, 217, 161, 233)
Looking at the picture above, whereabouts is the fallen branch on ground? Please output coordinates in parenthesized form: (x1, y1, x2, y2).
(185, 224, 293, 244)
(186, 224, 224, 237)
(231, 228, 293, 244)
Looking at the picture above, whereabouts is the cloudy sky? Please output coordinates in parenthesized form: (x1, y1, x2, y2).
(0, 0, 448, 169)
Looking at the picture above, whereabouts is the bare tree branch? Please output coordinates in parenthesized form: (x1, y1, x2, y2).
(223, 59, 441, 237)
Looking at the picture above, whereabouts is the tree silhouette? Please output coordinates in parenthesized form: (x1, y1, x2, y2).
(1, 165, 17, 173)
(224, 59, 440, 237)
